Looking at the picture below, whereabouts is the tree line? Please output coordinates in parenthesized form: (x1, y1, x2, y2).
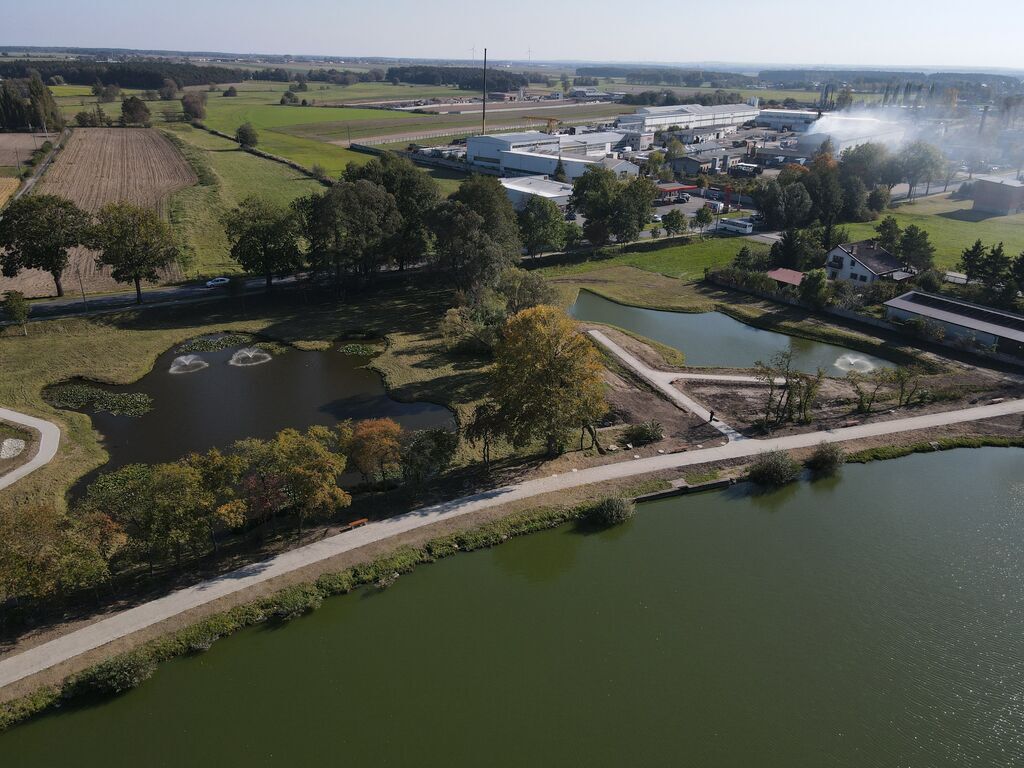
(0, 74, 64, 131)
(383, 65, 542, 92)
(0, 60, 247, 89)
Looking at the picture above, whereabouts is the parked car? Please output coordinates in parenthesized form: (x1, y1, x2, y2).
(679, 193, 691, 202)
(650, 214, 662, 223)
(205, 277, 230, 288)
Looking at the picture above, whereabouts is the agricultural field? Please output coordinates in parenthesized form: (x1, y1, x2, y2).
(844, 194, 1024, 270)
(0, 177, 19, 207)
(606, 81, 884, 106)
(0, 132, 51, 168)
(0, 128, 198, 297)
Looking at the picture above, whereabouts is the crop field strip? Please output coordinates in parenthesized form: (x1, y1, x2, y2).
(0, 178, 18, 207)
(0, 128, 198, 297)
(0, 133, 52, 166)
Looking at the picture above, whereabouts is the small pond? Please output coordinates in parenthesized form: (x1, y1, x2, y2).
(569, 290, 894, 373)
(58, 339, 454, 495)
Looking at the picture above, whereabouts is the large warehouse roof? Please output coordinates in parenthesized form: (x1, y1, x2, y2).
(885, 291, 1024, 344)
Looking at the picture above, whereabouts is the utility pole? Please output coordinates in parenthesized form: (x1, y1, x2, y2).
(481, 48, 488, 135)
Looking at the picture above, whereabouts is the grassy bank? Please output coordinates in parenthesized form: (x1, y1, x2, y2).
(0, 285, 483, 510)
(0, 486, 666, 732)
(845, 435, 1024, 463)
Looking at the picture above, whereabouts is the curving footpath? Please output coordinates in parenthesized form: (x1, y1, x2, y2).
(0, 408, 61, 492)
(1, 395, 1023, 690)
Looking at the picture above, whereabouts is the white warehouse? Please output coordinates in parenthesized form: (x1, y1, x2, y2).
(499, 176, 574, 209)
(756, 109, 821, 132)
(616, 103, 759, 133)
(466, 131, 639, 180)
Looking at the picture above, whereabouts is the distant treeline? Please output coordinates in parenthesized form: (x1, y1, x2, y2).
(576, 66, 754, 88)
(620, 89, 744, 107)
(384, 65, 544, 92)
(0, 60, 247, 89)
(760, 69, 1022, 94)
(0, 75, 64, 130)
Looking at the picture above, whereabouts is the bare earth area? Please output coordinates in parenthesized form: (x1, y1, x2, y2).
(0, 132, 50, 166)
(0, 128, 197, 298)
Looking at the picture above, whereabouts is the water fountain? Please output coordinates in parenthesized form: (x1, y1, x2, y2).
(228, 347, 273, 367)
(833, 354, 877, 374)
(169, 354, 209, 374)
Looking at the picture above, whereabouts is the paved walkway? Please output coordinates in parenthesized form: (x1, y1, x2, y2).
(588, 329, 755, 441)
(0, 408, 60, 491)
(1, 395, 1022, 690)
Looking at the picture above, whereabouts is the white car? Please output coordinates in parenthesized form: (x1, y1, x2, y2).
(651, 214, 662, 223)
(205, 277, 230, 288)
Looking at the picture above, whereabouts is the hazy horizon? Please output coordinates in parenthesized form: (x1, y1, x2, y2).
(5, 0, 1024, 72)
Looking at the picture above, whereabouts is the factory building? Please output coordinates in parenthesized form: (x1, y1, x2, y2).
(466, 131, 640, 180)
(499, 176, 574, 210)
(756, 109, 821, 132)
(971, 175, 1024, 216)
(616, 103, 760, 133)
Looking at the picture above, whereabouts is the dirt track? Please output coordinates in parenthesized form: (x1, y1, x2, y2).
(0, 128, 197, 298)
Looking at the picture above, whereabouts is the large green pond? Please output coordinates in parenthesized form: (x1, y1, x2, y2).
(569, 289, 894, 373)
(2, 449, 1023, 767)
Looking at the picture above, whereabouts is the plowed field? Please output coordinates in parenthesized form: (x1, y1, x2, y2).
(0, 128, 197, 297)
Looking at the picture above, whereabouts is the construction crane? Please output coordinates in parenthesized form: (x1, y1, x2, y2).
(524, 116, 562, 133)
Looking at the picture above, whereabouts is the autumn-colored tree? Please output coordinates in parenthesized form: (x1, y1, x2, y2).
(348, 418, 403, 483)
(491, 306, 606, 455)
(183, 448, 248, 552)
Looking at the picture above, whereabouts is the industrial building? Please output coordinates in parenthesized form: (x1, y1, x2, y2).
(499, 176, 574, 209)
(884, 291, 1024, 358)
(971, 175, 1024, 215)
(756, 109, 821, 132)
(672, 149, 742, 176)
(466, 131, 640, 180)
(795, 114, 905, 154)
(616, 103, 760, 134)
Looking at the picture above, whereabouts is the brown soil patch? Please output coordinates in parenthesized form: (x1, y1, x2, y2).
(0, 133, 49, 166)
(0, 128, 197, 298)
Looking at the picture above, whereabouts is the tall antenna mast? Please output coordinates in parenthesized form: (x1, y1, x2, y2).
(481, 47, 488, 135)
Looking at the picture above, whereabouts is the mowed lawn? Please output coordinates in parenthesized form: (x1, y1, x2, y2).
(844, 194, 1024, 270)
(540, 236, 760, 282)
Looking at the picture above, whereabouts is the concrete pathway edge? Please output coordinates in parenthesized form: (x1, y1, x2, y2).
(0, 408, 61, 492)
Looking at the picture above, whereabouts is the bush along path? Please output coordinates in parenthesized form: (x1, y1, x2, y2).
(0, 396, 1023, 693)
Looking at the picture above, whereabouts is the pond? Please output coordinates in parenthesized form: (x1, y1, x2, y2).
(3, 448, 1022, 767)
(569, 289, 894, 373)
(60, 340, 454, 494)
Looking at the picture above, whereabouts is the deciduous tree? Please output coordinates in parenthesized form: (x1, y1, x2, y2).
(0, 194, 92, 297)
(518, 196, 568, 255)
(222, 196, 303, 290)
(92, 202, 178, 304)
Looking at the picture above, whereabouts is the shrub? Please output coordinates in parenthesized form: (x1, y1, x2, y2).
(805, 442, 844, 476)
(623, 420, 664, 446)
(748, 450, 801, 487)
(61, 650, 156, 700)
(591, 497, 635, 526)
(262, 584, 323, 621)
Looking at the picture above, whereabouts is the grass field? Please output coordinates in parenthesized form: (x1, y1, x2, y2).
(845, 194, 1024, 270)
(540, 236, 760, 282)
(162, 124, 324, 276)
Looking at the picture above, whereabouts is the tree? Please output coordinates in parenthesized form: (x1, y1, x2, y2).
(235, 122, 258, 148)
(570, 166, 620, 245)
(661, 208, 686, 236)
(899, 225, 936, 271)
(343, 152, 441, 271)
(867, 185, 890, 214)
(0, 194, 91, 297)
(222, 196, 303, 290)
(119, 96, 150, 126)
(799, 268, 831, 308)
(223, 86, 238, 97)
(2, 290, 29, 336)
(840, 174, 869, 222)
(552, 157, 568, 183)
(518, 196, 568, 255)
(494, 267, 558, 315)
(977, 242, 1012, 290)
(465, 401, 501, 469)
(610, 176, 658, 243)
(957, 239, 987, 284)
(898, 141, 944, 200)
(874, 216, 902, 255)
(181, 91, 207, 120)
(348, 418, 403, 483)
(491, 306, 606, 455)
(91, 202, 178, 304)
(400, 429, 458, 487)
(838, 142, 890, 187)
(430, 200, 514, 294)
(693, 206, 714, 238)
(158, 78, 178, 100)
(263, 428, 350, 533)
(449, 174, 521, 260)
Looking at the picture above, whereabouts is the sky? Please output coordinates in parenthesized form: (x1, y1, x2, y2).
(5, 0, 1024, 71)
